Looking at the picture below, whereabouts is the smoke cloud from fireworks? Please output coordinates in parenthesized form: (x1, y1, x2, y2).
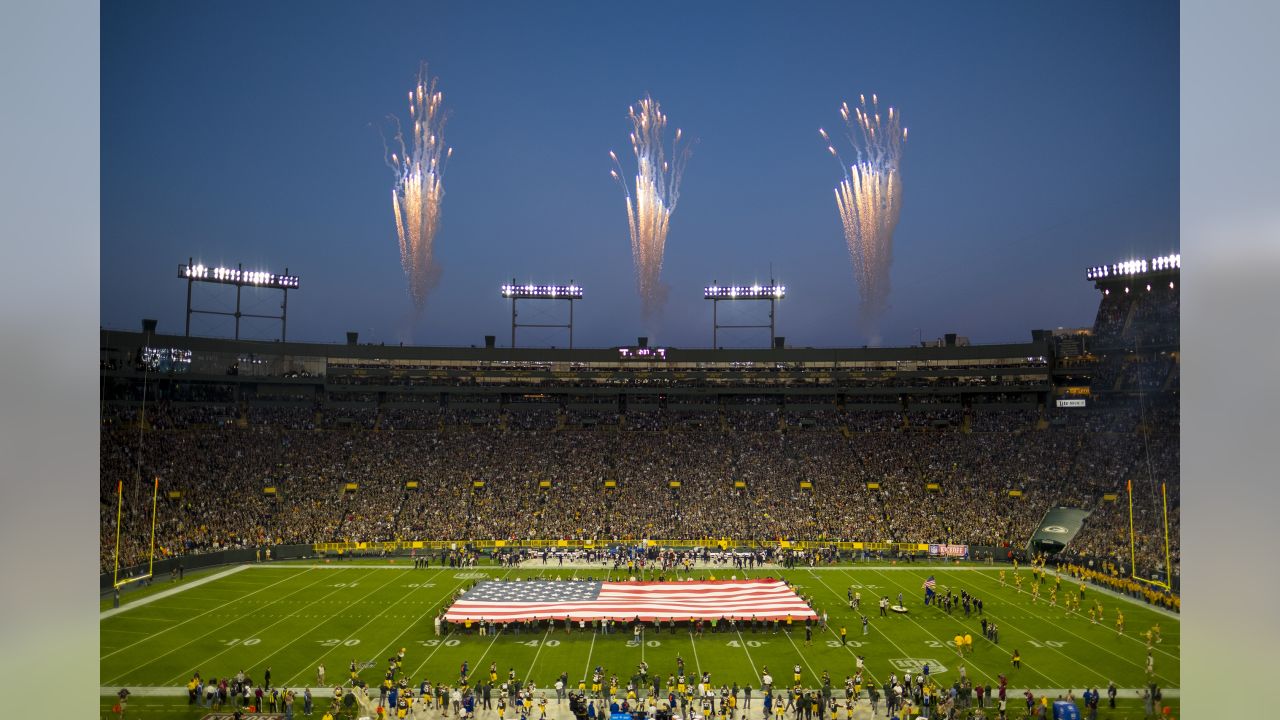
(820, 93, 906, 342)
(386, 63, 451, 318)
(610, 95, 692, 326)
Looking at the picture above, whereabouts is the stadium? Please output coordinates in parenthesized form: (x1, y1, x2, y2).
(99, 257, 1180, 720)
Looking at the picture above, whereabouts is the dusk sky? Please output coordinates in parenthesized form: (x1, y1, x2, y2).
(101, 1, 1178, 349)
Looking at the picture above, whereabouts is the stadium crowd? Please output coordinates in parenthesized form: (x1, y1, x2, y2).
(101, 399, 1179, 591)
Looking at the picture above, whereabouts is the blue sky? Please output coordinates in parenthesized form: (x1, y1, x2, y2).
(101, 1, 1177, 348)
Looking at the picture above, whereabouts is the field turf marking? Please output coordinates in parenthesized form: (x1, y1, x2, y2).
(964, 570, 1181, 669)
(579, 626, 598, 685)
(100, 565, 249, 620)
(780, 623, 818, 687)
(408, 628, 456, 683)
(805, 569, 930, 690)
(798, 571, 883, 690)
(1042, 568, 1180, 621)
(402, 566, 511, 683)
(249, 564, 421, 570)
(860, 569, 1034, 688)
(95, 684, 1182, 699)
(523, 563, 558, 681)
(732, 629, 759, 681)
(244, 565, 414, 688)
(687, 631, 703, 685)
(104, 568, 339, 686)
(157, 568, 379, 686)
(471, 624, 507, 688)
(579, 565, 614, 684)
(100, 568, 320, 664)
(972, 566, 1182, 661)
(873, 568, 1170, 690)
(329, 566, 449, 685)
(525, 625, 554, 681)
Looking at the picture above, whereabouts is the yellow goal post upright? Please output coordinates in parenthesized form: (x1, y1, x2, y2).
(1126, 478, 1174, 591)
(113, 475, 161, 590)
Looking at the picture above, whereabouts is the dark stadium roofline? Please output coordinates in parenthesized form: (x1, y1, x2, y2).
(101, 328, 1050, 363)
(1089, 267, 1179, 288)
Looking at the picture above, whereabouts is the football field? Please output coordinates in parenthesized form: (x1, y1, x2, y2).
(100, 560, 1179, 718)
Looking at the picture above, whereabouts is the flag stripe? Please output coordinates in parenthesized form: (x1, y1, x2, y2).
(444, 579, 816, 622)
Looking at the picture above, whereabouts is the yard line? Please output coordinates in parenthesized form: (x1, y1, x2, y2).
(100, 565, 250, 619)
(158, 568, 392, 686)
(331, 566, 449, 683)
(525, 626, 554, 681)
(580, 565, 613, 684)
(781, 625, 818, 684)
(859, 569, 1033, 688)
(102, 568, 335, 684)
(403, 566, 509, 682)
(798, 570, 884, 690)
(996, 572, 1175, 642)
(100, 568, 315, 660)
(267, 567, 426, 687)
(967, 566, 1177, 666)
(640, 620, 650, 666)
(963, 569, 1180, 680)
(471, 625, 507, 686)
(407, 628, 457, 683)
(522, 562, 559, 681)
(687, 631, 703, 683)
(1041, 567, 1180, 621)
(803, 569, 930, 691)
(99, 684, 1183, 700)
(135, 603, 218, 613)
(732, 629, 758, 680)
(581, 629, 598, 685)
(246, 564, 420, 570)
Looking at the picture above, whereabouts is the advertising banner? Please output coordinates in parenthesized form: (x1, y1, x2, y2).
(928, 544, 968, 558)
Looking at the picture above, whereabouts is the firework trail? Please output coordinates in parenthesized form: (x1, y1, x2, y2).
(610, 95, 692, 325)
(385, 63, 451, 317)
(819, 93, 906, 342)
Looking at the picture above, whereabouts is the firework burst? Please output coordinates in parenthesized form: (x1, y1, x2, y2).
(610, 95, 692, 325)
(820, 93, 906, 342)
(386, 63, 451, 317)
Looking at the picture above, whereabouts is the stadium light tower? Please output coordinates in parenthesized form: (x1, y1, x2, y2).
(704, 280, 786, 348)
(179, 259, 300, 340)
(501, 280, 583, 349)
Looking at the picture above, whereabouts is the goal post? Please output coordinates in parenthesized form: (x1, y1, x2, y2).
(113, 475, 161, 589)
(1127, 478, 1173, 591)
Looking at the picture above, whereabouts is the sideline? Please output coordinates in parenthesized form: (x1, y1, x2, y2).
(99, 685, 1180, 699)
(100, 565, 248, 619)
(247, 563, 484, 571)
(1044, 568, 1180, 621)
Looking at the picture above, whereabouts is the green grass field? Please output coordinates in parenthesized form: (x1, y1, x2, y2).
(100, 560, 1178, 719)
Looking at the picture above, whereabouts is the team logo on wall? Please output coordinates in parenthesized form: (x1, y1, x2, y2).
(1043, 526, 1069, 534)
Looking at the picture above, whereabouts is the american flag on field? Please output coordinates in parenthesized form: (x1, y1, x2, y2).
(444, 579, 816, 622)
(923, 576, 937, 590)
